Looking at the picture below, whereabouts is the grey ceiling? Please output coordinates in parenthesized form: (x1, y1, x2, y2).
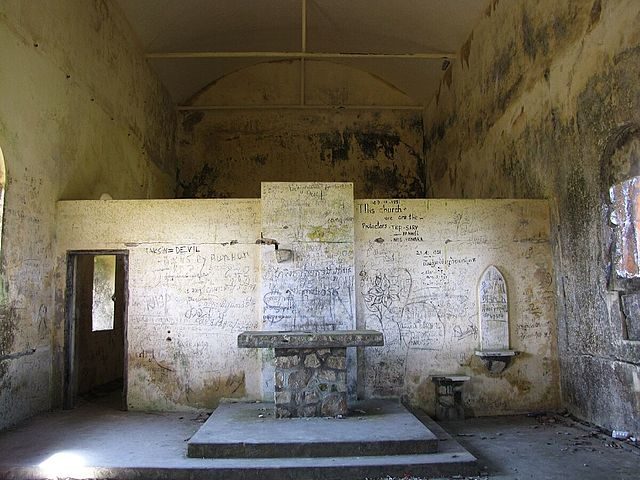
(116, 0, 490, 106)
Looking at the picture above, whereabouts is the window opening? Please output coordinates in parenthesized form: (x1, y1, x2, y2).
(609, 176, 640, 341)
(92, 255, 116, 331)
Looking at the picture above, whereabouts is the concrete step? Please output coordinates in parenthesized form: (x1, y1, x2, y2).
(187, 399, 439, 458)
(3, 451, 479, 480)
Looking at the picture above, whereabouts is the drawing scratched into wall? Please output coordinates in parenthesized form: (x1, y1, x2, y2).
(260, 183, 355, 332)
(355, 199, 557, 413)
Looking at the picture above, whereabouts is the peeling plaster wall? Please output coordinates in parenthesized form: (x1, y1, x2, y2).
(177, 62, 425, 199)
(0, 0, 176, 429)
(424, 0, 640, 432)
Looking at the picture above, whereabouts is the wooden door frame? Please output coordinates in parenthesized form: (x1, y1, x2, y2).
(63, 250, 129, 409)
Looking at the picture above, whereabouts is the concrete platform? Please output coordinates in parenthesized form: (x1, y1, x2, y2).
(187, 399, 439, 458)
(0, 395, 479, 480)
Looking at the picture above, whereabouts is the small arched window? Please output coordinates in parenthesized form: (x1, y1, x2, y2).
(610, 177, 640, 342)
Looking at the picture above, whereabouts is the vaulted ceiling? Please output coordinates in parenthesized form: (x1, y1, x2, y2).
(116, 0, 490, 106)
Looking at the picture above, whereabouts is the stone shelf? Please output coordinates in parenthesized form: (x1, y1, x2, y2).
(474, 350, 517, 357)
(431, 375, 471, 383)
(237, 330, 384, 349)
(474, 350, 518, 374)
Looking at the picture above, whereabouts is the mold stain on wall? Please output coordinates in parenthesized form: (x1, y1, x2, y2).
(423, 0, 640, 432)
(0, 0, 176, 429)
(177, 110, 425, 199)
(176, 60, 425, 200)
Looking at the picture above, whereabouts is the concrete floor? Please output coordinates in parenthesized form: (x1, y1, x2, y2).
(0, 393, 637, 480)
(440, 414, 640, 480)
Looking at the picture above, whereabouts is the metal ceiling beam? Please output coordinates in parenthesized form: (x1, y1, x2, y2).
(300, 0, 306, 106)
(176, 105, 424, 111)
(146, 51, 456, 60)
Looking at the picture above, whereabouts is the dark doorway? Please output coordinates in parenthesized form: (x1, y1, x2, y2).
(64, 251, 128, 410)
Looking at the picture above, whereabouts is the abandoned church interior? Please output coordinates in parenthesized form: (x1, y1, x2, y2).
(0, 0, 639, 479)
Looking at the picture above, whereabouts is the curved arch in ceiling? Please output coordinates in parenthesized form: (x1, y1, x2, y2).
(149, 56, 445, 106)
(185, 59, 417, 107)
(118, 0, 491, 106)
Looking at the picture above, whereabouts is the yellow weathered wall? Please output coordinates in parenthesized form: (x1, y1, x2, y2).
(0, 0, 176, 428)
(424, 0, 640, 432)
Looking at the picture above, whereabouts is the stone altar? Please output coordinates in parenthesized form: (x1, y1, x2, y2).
(238, 330, 383, 417)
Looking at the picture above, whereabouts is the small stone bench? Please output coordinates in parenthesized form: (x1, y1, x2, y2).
(431, 375, 471, 421)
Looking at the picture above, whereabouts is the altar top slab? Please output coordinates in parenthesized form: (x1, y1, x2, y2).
(237, 330, 384, 349)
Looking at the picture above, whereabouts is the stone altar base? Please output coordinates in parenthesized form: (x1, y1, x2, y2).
(274, 347, 348, 418)
(188, 399, 436, 458)
(238, 329, 385, 418)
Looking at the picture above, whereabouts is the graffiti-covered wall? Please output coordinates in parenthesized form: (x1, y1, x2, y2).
(56, 199, 263, 411)
(355, 199, 558, 416)
(56, 189, 558, 415)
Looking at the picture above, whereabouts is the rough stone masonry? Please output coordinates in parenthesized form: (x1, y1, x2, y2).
(274, 347, 348, 418)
